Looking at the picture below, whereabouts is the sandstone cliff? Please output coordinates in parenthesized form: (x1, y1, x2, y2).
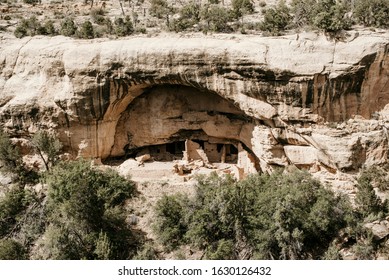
(0, 31, 388, 173)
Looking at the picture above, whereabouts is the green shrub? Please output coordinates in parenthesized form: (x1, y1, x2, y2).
(132, 242, 159, 260)
(0, 187, 26, 237)
(322, 242, 342, 260)
(0, 239, 27, 260)
(43, 20, 57, 36)
(0, 130, 30, 183)
(150, 0, 170, 19)
(114, 17, 134, 37)
(153, 170, 352, 259)
(31, 131, 62, 171)
(77, 20, 95, 39)
(90, 7, 106, 25)
(171, 1, 200, 32)
(60, 18, 77, 37)
(0, 185, 40, 244)
(312, 0, 351, 32)
(23, 0, 39, 4)
(205, 239, 235, 260)
(354, 0, 389, 28)
(352, 236, 375, 260)
(354, 169, 386, 218)
(200, 5, 233, 33)
(38, 159, 137, 259)
(231, 0, 254, 19)
(153, 194, 188, 251)
(14, 16, 42, 38)
(260, 1, 291, 35)
(290, 0, 317, 27)
(0, 130, 22, 174)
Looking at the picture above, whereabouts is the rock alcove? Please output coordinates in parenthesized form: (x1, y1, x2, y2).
(106, 84, 260, 174)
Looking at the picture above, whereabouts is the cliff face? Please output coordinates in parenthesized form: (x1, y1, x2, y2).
(0, 31, 388, 173)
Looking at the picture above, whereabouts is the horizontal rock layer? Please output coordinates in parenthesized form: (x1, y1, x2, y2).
(0, 31, 388, 172)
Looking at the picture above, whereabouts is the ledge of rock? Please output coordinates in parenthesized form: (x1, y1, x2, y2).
(0, 31, 388, 174)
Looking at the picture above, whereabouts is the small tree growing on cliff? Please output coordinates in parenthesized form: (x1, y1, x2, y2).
(77, 20, 95, 39)
(0, 130, 21, 174)
(260, 1, 291, 35)
(60, 18, 77, 37)
(31, 131, 62, 171)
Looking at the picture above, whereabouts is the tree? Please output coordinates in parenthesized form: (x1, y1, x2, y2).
(114, 17, 134, 36)
(31, 131, 62, 171)
(0, 130, 22, 174)
(354, 170, 385, 219)
(0, 130, 29, 183)
(60, 18, 77, 37)
(43, 20, 57, 36)
(171, 1, 201, 32)
(0, 187, 26, 238)
(354, 0, 389, 28)
(312, 0, 351, 32)
(153, 170, 352, 260)
(290, 0, 317, 27)
(260, 1, 291, 35)
(13, 16, 42, 38)
(231, 0, 254, 19)
(150, 0, 170, 19)
(153, 194, 188, 251)
(200, 5, 233, 33)
(36, 160, 137, 259)
(0, 239, 27, 260)
(77, 20, 95, 39)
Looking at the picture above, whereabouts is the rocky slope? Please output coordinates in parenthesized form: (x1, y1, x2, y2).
(0, 30, 388, 174)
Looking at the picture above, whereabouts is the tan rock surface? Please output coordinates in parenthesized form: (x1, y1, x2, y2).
(1, 31, 389, 175)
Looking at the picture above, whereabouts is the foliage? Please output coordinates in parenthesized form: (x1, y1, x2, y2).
(114, 17, 134, 37)
(23, 0, 39, 4)
(171, 1, 200, 32)
(365, 165, 389, 191)
(35, 159, 137, 259)
(0, 130, 22, 175)
(354, 0, 389, 28)
(312, 0, 351, 32)
(153, 194, 188, 251)
(132, 242, 159, 260)
(200, 5, 233, 33)
(0, 183, 43, 259)
(153, 170, 352, 259)
(14, 16, 42, 38)
(60, 17, 77, 37)
(205, 239, 235, 260)
(0, 187, 26, 238)
(231, 0, 254, 19)
(0, 239, 27, 260)
(31, 131, 62, 171)
(354, 169, 387, 219)
(77, 20, 95, 39)
(352, 236, 375, 260)
(260, 1, 291, 35)
(322, 242, 342, 260)
(42, 20, 58, 36)
(290, 0, 317, 27)
(150, 0, 171, 19)
(90, 7, 106, 25)
(0, 130, 33, 183)
(94, 231, 111, 260)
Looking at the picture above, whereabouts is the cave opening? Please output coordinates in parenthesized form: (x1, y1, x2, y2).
(108, 84, 260, 174)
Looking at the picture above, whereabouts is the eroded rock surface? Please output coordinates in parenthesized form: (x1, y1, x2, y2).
(0, 31, 389, 174)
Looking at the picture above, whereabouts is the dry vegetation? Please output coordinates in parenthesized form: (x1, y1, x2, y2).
(1, 0, 388, 38)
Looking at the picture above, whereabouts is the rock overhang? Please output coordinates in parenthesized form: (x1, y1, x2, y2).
(0, 31, 389, 173)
